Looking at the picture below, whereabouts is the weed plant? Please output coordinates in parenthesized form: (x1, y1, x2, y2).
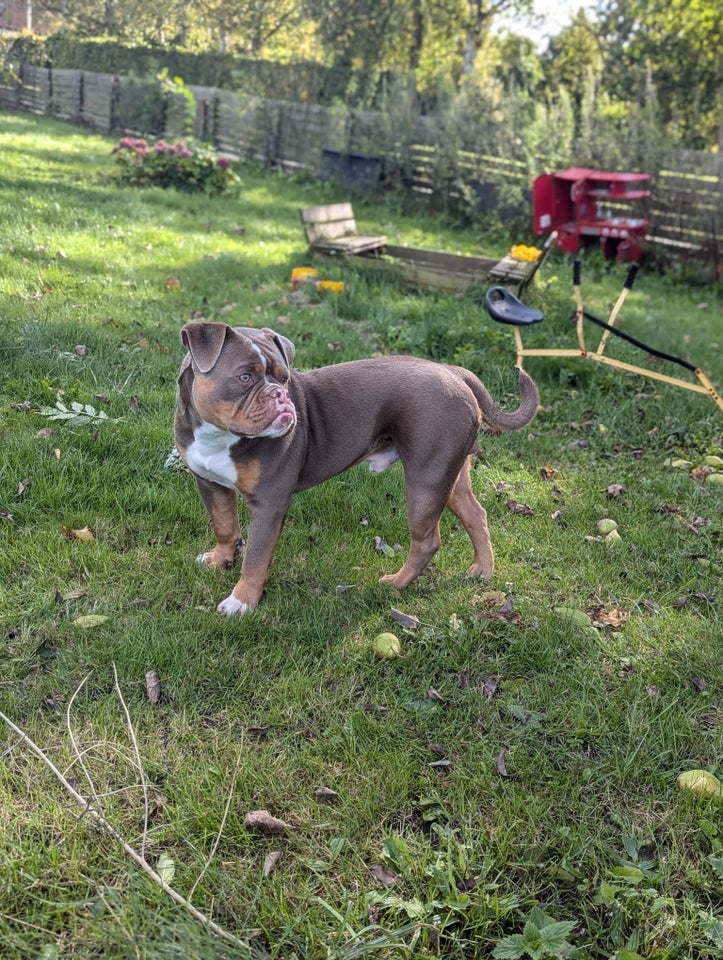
(0, 112, 721, 959)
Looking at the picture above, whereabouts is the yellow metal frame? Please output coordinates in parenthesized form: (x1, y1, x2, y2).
(513, 272, 723, 413)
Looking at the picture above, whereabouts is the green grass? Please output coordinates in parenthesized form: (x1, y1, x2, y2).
(1, 111, 722, 960)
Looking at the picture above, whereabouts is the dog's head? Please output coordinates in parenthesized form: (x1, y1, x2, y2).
(181, 323, 297, 438)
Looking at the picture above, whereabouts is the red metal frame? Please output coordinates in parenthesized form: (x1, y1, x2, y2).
(533, 168, 651, 262)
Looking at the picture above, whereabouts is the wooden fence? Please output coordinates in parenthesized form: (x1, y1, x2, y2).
(2, 64, 720, 263)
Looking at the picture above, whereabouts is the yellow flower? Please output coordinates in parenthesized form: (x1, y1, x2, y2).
(510, 244, 542, 262)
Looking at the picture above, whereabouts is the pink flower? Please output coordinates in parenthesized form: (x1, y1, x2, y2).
(112, 137, 148, 156)
(216, 157, 230, 168)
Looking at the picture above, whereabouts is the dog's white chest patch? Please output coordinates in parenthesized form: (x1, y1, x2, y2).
(185, 422, 238, 490)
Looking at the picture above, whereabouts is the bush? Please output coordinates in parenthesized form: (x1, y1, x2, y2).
(111, 136, 239, 196)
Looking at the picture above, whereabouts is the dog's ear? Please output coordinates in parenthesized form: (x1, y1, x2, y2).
(181, 323, 230, 374)
(262, 328, 295, 367)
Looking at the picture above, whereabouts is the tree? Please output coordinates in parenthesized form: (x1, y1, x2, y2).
(593, 0, 722, 147)
(460, 0, 533, 74)
(542, 11, 602, 109)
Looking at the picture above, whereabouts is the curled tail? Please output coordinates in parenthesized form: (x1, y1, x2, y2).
(461, 366, 539, 432)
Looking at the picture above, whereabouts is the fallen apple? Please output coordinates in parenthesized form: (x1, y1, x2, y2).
(596, 518, 618, 535)
(372, 632, 401, 660)
(677, 769, 722, 799)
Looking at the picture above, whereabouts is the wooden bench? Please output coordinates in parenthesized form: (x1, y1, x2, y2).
(488, 231, 557, 295)
(299, 202, 387, 256)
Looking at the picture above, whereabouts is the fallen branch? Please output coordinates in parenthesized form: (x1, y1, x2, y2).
(189, 746, 242, 904)
(112, 663, 150, 861)
(0, 705, 248, 951)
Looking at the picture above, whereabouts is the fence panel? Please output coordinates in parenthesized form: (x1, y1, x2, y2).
(80, 72, 116, 131)
(3, 65, 719, 259)
(17, 64, 51, 114)
(50, 68, 83, 122)
(0, 74, 20, 110)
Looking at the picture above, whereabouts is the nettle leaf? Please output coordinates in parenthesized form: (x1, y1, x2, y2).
(539, 920, 577, 953)
(708, 854, 723, 880)
(492, 933, 528, 960)
(521, 921, 545, 958)
(704, 918, 723, 950)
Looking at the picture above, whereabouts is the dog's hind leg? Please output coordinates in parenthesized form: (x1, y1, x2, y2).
(446, 457, 494, 578)
(380, 483, 444, 589)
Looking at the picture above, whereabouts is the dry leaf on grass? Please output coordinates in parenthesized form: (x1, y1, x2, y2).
(314, 786, 339, 799)
(588, 607, 629, 629)
(391, 608, 420, 629)
(63, 525, 96, 542)
(263, 851, 282, 877)
(145, 671, 162, 704)
(506, 499, 534, 515)
(370, 864, 398, 886)
(244, 810, 293, 835)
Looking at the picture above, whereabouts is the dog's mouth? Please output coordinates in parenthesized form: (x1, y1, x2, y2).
(230, 410, 295, 438)
(228, 396, 297, 438)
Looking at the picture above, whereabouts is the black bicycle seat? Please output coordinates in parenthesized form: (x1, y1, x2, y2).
(485, 287, 544, 326)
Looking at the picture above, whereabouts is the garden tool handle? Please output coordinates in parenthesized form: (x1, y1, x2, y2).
(624, 263, 639, 289)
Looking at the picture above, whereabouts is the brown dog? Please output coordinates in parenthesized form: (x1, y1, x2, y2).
(175, 323, 538, 615)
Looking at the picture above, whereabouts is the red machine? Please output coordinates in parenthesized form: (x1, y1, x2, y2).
(533, 168, 651, 262)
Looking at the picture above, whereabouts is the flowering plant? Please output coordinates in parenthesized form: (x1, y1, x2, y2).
(111, 137, 239, 196)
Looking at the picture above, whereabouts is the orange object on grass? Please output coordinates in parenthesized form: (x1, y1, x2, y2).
(315, 280, 345, 294)
(291, 267, 318, 289)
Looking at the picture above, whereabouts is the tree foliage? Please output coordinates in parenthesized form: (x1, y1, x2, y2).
(25, 0, 721, 149)
(593, 0, 722, 147)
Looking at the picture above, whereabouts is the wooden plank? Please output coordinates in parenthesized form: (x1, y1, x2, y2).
(384, 244, 493, 274)
(305, 220, 358, 243)
(300, 202, 355, 225)
(341, 255, 483, 292)
(313, 234, 387, 254)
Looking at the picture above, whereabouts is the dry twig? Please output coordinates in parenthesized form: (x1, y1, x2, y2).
(189, 746, 242, 904)
(0, 695, 247, 951)
(112, 663, 150, 860)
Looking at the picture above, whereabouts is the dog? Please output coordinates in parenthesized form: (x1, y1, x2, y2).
(174, 323, 538, 616)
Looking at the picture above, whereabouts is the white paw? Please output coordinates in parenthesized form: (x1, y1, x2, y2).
(216, 594, 249, 617)
(196, 552, 212, 565)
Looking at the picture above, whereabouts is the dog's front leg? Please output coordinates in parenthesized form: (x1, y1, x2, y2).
(194, 475, 243, 569)
(216, 503, 289, 616)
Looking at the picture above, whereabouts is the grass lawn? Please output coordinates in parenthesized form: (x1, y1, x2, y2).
(0, 111, 721, 960)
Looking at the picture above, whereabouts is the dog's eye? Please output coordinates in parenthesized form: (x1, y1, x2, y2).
(237, 373, 252, 383)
